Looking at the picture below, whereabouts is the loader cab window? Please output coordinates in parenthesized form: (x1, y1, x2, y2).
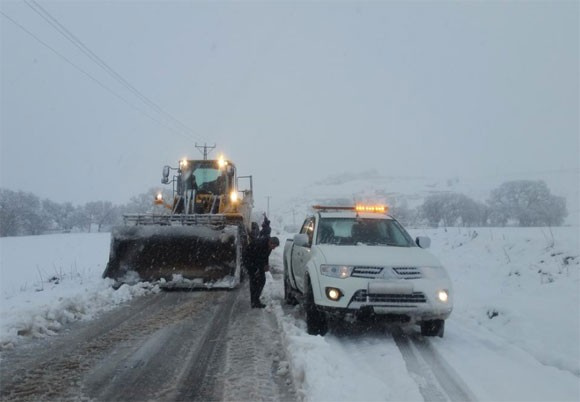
(194, 168, 221, 190)
(183, 162, 226, 194)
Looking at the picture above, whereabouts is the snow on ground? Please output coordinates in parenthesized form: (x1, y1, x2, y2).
(1, 226, 579, 401)
(412, 227, 580, 377)
(0, 233, 158, 349)
(262, 226, 580, 401)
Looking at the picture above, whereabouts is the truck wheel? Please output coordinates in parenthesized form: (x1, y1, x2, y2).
(420, 319, 444, 337)
(284, 273, 298, 306)
(305, 277, 328, 336)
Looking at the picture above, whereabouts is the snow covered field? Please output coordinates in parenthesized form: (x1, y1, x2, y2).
(0, 233, 157, 348)
(1, 227, 579, 401)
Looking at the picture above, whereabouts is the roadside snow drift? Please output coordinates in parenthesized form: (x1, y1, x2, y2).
(0, 233, 159, 349)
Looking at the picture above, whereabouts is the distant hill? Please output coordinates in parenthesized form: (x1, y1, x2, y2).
(273, 169, 579, 227)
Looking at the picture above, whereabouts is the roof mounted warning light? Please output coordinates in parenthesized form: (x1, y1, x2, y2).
(355, 205, 387, 213)
(312, 205, 388, 214)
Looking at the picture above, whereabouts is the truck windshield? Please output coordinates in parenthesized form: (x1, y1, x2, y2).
(316, 218, 414, 247)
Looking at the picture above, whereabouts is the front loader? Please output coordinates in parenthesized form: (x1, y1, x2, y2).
(103, 152, 253, 289)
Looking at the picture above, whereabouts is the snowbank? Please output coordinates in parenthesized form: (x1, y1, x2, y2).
(0, 233, 158, 349)
(409, 226, 580, 376)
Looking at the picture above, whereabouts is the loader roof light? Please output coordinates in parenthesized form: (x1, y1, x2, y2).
(180, 159, 188, 168)
(230, 190, 239, 203)
(218, 155, 227, 169)
(154, 192, 164, 205)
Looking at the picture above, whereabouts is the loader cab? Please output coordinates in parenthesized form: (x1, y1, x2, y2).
(178, 160, 236, 196)
(173, 159, 238, 215)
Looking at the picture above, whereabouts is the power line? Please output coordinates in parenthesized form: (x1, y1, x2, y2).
(0, 10, 196, 142)
(24, 0, 201, 141)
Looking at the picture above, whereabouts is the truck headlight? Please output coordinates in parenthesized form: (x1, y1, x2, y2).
(437, 290, 449, 302)
(320, 265, 352, 279)
(325, 287, 343, 301)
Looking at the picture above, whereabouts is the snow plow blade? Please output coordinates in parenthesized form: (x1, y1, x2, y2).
(103, 219, 242, 289)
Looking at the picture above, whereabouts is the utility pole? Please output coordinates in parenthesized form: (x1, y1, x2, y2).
(195, 143, 216, 160)
(266, 196, 271, 217)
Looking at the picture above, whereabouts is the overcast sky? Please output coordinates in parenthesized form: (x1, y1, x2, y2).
(1, 1, 578, 210)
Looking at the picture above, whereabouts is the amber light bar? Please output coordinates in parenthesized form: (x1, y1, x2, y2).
(312, 205, 388, 214)
(355, 205, 387, 213)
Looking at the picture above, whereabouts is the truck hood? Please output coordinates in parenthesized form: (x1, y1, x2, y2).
(316, 245, 442, 267)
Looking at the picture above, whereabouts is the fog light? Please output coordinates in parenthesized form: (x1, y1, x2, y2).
(325, 287, 343, 301)
(438, 290, 449, 302)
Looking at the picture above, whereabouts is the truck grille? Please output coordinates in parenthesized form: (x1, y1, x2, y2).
(351, 266, 384, 278)
(351, 290, 427, 304)
(392, 267, 422, 279)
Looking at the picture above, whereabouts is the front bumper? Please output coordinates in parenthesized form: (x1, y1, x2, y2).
(313, 276, 453, 323)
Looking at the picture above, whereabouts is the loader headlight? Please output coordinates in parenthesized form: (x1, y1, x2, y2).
(320, 265, 352, 279)
(437, 290, 449, 303)
(154, 193, 164, 204)
(230, 191, 238, 203)
(180, 159, 188, 168)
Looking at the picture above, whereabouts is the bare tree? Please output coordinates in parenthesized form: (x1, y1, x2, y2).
(488, 180, 567, 226)
(0, 189, 50, 236)
(420, 193, 486, 228)
(84, 201, 119, 232)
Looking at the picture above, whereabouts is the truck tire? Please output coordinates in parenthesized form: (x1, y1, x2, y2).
(305, 276, 328, 336)
(284, 272, 298, 306)
(420, 319, 444, 337)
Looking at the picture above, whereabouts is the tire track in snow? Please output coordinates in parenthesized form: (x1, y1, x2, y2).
(394, 330, 476, 402)
(171, 289, 237, 401)
(394, 332, 448, 402)
(0, 291, 181, 401)
(221, 281, 297, 402)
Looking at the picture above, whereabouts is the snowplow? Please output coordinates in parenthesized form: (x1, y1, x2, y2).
(103, 150, 253, 289)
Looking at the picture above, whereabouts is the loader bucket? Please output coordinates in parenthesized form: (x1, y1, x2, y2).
(103, 224, 241, 289)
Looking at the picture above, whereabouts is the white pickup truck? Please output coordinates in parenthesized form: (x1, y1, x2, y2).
(283, 205, 453, 337)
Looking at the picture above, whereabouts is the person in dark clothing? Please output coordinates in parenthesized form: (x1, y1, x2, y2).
(244, 236, 279, 308)
(259, 214, 271, 238)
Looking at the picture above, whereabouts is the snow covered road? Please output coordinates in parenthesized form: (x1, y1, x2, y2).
(0, 286, 296, 401)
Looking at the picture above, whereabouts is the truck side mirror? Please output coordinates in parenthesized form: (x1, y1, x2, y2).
(415, 236, 431, 249)
(293, 233, 310, 248)
(162, 165, 170, 184)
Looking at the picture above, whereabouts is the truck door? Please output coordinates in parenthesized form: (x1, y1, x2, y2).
(291, 217, 315, 292)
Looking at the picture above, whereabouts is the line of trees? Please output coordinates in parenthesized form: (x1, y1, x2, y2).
(0, 188, 168, 237)
(409, 180, 567, 228)
(0, 179, 569, 237)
